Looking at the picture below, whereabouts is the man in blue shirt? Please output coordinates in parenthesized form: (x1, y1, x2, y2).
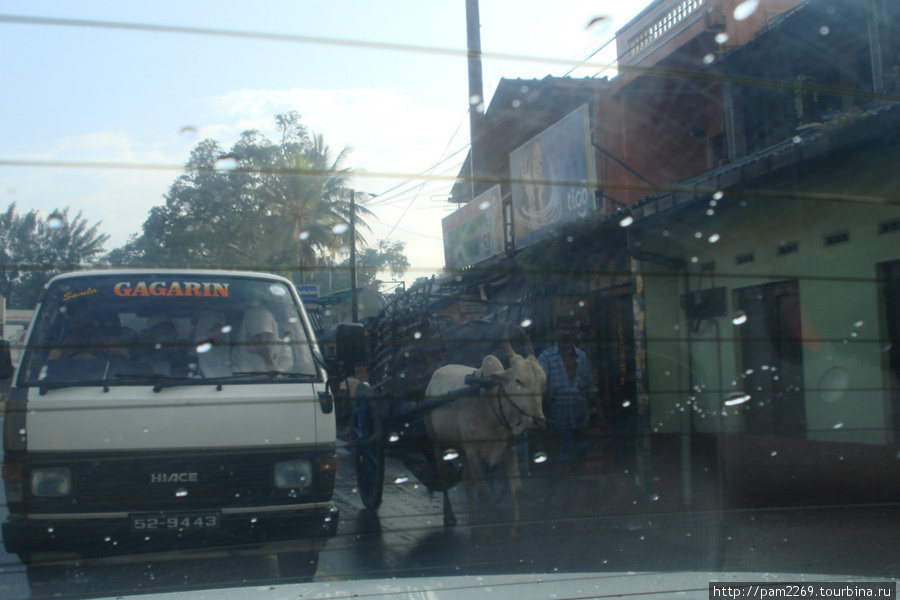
(538, 313, 598, 475)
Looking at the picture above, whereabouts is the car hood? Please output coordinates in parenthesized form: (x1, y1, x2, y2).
(98, 571, 892, 600)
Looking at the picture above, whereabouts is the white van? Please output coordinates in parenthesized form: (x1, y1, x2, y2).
(0, 270, 338, 580)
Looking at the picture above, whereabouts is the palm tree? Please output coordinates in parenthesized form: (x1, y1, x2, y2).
(257, 133, 373, 283)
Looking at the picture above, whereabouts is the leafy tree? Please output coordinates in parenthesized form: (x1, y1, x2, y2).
(0, 203, 109, 308)
(258, 133, 374, 283)
(309, 239, 410, 293)
(109, 112, 377, 284)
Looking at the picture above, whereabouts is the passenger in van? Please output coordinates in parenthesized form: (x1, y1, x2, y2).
(48, 312, 133, 361)
(193, 311, 233, 378)
(141, 314, 179, 375)
(231, 307, 293, 373)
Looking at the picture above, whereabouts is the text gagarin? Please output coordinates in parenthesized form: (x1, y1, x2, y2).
(114, 282, 230, 297)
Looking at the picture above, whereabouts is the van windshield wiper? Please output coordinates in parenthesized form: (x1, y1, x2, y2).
(34, 379, 110, 395)
(208, 371, 319, 383)
(111, 373, 194, 392)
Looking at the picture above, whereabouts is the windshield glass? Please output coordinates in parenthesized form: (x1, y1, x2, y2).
(18, 273, 317, 386)
(2, 0, 900, 598)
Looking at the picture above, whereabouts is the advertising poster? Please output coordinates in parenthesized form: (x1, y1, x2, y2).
(510, 104, 596, 248)
(441, 185, 504, 270)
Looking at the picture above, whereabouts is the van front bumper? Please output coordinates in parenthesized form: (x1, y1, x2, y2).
(3, 502, 339, 562)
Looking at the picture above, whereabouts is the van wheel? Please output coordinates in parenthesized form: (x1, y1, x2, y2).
(276, 551, 318, 582)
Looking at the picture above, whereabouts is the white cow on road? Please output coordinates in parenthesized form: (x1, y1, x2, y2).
(424, 326, 547, 540)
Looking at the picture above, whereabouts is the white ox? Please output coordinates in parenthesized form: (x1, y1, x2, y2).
(423, 329, 547, 540)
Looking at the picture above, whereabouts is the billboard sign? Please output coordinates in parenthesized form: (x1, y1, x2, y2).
(510, 104, 595, 248)
(442, 185, 504, 270)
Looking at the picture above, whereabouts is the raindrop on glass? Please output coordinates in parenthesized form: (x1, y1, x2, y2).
(180, 126, 198, 141)
(413, 331, 422, 340)
(833, 422, 844, 429)
(175, 489, 188, 497)
(708, 233, 720, 243)
(533, 452, 549, 464)
(469, 94, 482, 106)
(511, 99, 522, 108)
(733, 311, 748, 325)
(479, 201, 490, 210)
(332, 223, 349, 234)
(47, 212, 64, 230)
(389, 433, 400, 443)
(703, 54, 716, 65)
(520, 318, 533, 328)
(619, 215, 634, 227)
(715, 32, 729, 44)
(196, 342, 213, 354)
(393, 476, 409, 484)
(213, 155, 239, 171)
(622, 400, 631, 408)
(299, 231, 310, 240)
(724, 393, 752, 406)
(819, 25, 830, 35)
(443, 449, 460, 461)
(734, 0, 759, 21)
(793, 136, 802, 144)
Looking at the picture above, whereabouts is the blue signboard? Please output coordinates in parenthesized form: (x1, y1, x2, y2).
(296, 285, 319, 307)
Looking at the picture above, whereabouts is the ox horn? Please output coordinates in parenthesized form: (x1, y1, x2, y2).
(503, 323, 535, 358)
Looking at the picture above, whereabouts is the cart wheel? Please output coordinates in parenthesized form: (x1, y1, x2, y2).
(353, 385, 384, 510)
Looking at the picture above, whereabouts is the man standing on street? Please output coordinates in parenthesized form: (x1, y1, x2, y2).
(538, 312, 598, 484)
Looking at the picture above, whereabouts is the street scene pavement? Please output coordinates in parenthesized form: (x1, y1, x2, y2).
(0, 437, 898, 598)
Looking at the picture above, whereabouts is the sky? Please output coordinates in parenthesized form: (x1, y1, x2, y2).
(0, 1, 652, 287)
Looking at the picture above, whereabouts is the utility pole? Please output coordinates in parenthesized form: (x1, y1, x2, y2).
(350, 189, 358, 323)
(466, 0, 486, 201)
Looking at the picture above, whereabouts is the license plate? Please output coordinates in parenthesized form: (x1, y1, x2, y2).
(131, 513, 220, 531)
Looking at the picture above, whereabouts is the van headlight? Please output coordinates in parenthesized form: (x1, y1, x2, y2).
(31, 468, 72, 497)
(274, 460, 312, 489)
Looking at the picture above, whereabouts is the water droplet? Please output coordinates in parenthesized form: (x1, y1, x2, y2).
(619, 215, 634, 227)
(770, 451, 778, 457)
(694, 232, 703, 239)
(707, 209, 715, 216)
(332, 223, 349, 234)
(708, 233, 720, 243)
(622, 400, 631, 408)
(393, 476, 409, 484)
(819, 25, 830, 35)
(389, 433, 400, 443)
(413, 331, 422, 339)
(854, 320, 864, 328)
(250, 517, 257, 524)
(533, 452, 548, 464)
(142, 427, 149, 434)
(175, 488, 188, 497)
(154, 343, 162, 350)
(724, 393, 752, 406)
(715, 32, 729, 44)
(793, 136, 802, 144)
(18, 428, 25, 435)
(520, 318, 533, 328)
(213, 154, 239, 171)
(479, 201, 490, 210)
(443, 449, 459, 461)
(469, 94, 482, 106)
(221, 325, 232, 334)
(47, 527, 54, 533)
(299, 231, 310, 240)
(566, 236, 574, 243)
(833, 422, 844, 429)
(104, 536, 112, 542)
(196, 342, 213, 354)
(702, 54, 716, 65)
(47, 212, 64, 230)
(650, 494, 659, 501)
(180, 126, 198, 141)
(734, 0, 759, 21)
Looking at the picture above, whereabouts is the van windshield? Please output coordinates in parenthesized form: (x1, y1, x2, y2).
(17, 273, 318, 387)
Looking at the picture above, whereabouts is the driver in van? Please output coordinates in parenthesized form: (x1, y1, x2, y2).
(231, 306, 293, 373)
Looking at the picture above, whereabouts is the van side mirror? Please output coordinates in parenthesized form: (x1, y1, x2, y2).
(0, 340, 13, 380)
